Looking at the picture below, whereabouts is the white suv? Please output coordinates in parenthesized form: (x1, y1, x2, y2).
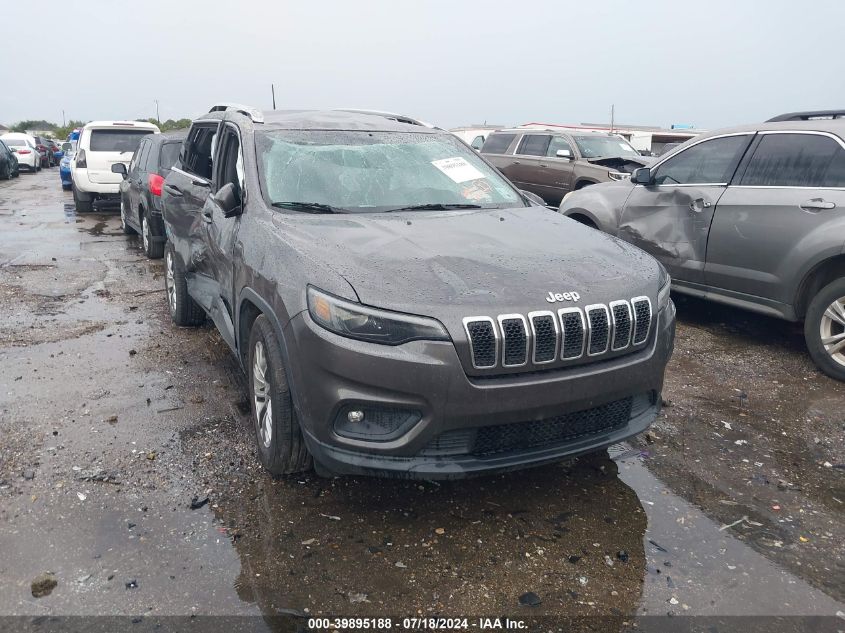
(71, 121, 160, 212)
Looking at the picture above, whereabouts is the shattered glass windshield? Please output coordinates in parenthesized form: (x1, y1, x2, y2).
(255, 130, 524, 213)
(573, 135, 641, 159)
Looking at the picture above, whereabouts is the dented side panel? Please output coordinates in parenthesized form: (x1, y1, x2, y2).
(618, 184, 727, 284)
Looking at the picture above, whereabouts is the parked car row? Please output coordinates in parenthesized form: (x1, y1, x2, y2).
(0, 133, 45, 173)
(0, 139, 21, 179)
(106, 103, 676, 480)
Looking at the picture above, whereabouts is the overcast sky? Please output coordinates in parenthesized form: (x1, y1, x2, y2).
(3, 0, 844, 131)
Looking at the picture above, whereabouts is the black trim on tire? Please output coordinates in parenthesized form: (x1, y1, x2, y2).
(248, 314, 312, 475)
(165, 242, 205, 327)
(72, 184, 94, 213)
(804, 277, 845, 381)
(143, 207, 164, 259)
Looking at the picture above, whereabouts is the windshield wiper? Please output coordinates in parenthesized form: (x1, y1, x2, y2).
(384, 203, 483, 213)
(271, 201, 346, 214)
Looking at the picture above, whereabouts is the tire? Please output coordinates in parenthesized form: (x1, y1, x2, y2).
(73, 184, 94, 212)
(248, 314, 312, 475)
(804, 278, 845, 381)
(164, 242, 205, 327)
(119, 198, 136, 234)
(142, 208, 164, 259)
(2, 163, 10, 180)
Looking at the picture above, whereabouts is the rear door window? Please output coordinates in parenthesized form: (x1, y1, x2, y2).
(183, 124, 218, 180)
(89, 129, 150, 153)
(158, 142, 182, 172)
(653, 135, 750, 185)
(470, 135, 485, 150)
(480, 133, 516, 154)
(739, 133, 845, 188)
(516, 134, 552, 157)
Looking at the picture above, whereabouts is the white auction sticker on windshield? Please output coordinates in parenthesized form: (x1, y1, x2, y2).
(431, 157, 485, 183)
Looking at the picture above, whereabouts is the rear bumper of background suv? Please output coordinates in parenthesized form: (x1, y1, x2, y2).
(285, 301, 675, 479)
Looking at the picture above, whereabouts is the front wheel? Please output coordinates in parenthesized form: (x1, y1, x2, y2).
(164, 242, 205, 327)
(804, 278, 845, 381)
(248, 315, 312, 475)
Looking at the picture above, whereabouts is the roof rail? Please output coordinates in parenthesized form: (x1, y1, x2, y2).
(208, 103, 264, 124)
(766, 109, 845, 122)
(334, 108, 435, 128)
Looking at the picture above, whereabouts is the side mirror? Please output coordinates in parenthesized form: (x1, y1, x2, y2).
(111, 163, 127, 178)
(520, 190, 548, 207)
(214, 182, 242, 218)
(555, 149, 573, 159)
(631, 167, 652, 185)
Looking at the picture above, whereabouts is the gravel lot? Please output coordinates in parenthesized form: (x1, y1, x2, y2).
(0, 171, 842, 624)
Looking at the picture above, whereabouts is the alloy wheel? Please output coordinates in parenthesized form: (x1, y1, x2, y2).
(820, 295, 845, 367)
(252, 340, 273, 448)
(165, 251, 176, 315)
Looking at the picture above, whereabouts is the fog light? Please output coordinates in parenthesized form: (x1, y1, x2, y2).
(334, 405, 422, 441)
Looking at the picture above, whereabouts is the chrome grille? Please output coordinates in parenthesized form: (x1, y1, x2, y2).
(463, 296, 653, 372)
(632, 297, 652, 345)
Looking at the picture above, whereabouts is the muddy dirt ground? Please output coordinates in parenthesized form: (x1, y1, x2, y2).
(0, 171, 842, 629)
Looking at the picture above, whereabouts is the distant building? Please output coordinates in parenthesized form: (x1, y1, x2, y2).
(519, 121, 705, 155)
(0, 123, 9, 133)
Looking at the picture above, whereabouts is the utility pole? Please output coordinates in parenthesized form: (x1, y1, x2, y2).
(271, 84, 276, 110)
(155, 100, 160, 124)
(62, 110, 65, 126)
(610, 104, 615, 134)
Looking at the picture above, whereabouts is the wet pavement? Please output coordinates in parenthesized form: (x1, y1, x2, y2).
(0, 171, 843, 626)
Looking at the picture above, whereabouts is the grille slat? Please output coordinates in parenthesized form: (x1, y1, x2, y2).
(471, 397, 633, 456)
(586, 305, 610, 356)
(529, 311, 558, 364)
(610, 300, 632, 351)
(632, 297, 652, 345)
(464, 318, 498, 368)
(559, 308, 585, 360)
(499, 315, 528, 367)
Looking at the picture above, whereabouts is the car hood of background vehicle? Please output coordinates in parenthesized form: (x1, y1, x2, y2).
(271, 207, 660, 319)
(586, 155, 653, 172)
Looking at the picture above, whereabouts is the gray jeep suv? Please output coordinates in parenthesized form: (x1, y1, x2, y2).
(559, 112, 845, 381)
(161, 105, 675, 478)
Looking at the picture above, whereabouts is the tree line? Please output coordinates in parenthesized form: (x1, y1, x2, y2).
(9, 118, 192, 140)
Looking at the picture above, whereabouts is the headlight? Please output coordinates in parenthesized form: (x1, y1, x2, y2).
(307, 286, 450, 345)
(657, 266, 672, 311)
(608, 171, 629, 181)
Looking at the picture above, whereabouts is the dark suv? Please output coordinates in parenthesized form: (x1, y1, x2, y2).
(113, 131, 185, 259)
(161, 104, 675, 478)
(559, 112, 845, 381)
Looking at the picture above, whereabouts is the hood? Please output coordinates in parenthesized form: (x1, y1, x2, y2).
(587, 155, 653, 173)
(271, 207, 661, 328)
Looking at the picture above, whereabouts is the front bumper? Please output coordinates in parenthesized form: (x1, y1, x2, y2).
(286, 300, 676, 479)
(59, 166, 72, 185)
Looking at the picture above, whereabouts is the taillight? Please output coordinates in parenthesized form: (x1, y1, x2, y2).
(148, 173, 164, 196)
(19, 149, 31, 154)
(76, 149, 87, 168)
